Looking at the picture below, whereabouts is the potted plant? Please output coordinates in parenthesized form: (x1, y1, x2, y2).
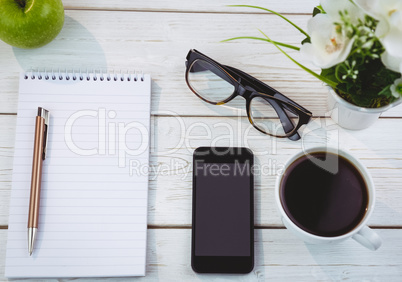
(225, 0, 402, 130)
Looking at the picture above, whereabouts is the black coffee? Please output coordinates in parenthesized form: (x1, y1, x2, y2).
(280, 152, 368, 237)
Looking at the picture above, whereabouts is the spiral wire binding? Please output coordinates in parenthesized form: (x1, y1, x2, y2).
(23, 68, 145, 82)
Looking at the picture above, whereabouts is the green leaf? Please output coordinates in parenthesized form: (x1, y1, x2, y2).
(258, 29, 338, 88)
(301, 37, 311, 45)
(228, 5, 310, 38)
(313, 7, 322, 17)
(378, 85, 392, 98)
(320, 67, 339, 83)
(313, 5, 325, 16)
(329, 57, 400, 107)
(221, 36, 300, 50)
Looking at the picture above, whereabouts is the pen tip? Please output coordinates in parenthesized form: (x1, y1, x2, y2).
(28, 228, 37, 256)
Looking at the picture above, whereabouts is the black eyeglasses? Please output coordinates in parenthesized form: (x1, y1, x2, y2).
(185, 49, 312, 141)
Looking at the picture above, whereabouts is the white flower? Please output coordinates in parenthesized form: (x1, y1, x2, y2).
(390, 77, 402, 98)
(354, 0, 402, 73)
(300, 0, 364, 69)
(322, 0, 365, 23)
(354, 0, 402, 36)
(381, 51, 402, 73)
(300, 14, 355, 69)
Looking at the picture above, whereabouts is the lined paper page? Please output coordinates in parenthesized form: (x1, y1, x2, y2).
(5, 73, 151, 278)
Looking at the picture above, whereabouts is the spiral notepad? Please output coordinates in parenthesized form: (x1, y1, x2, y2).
(5, 70, 151, 278)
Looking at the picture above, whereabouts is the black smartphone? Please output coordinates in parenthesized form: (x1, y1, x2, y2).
(191, 146, 254, 273)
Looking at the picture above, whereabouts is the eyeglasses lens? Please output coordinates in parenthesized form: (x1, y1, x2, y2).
(187, 59, 235, 103)
(249, 96, 300, 137)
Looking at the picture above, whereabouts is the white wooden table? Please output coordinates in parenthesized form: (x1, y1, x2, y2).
(1, 1, 402, 280)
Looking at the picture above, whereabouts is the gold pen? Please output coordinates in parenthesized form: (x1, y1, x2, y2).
(28, 107, 49, 256)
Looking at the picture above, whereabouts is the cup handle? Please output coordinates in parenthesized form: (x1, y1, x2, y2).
(352, 226, 382, 251)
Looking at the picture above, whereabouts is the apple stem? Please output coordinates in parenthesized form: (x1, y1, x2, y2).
(15, 0, 26, 8)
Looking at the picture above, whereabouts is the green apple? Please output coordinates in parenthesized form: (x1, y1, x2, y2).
(0, 0, 64, 49)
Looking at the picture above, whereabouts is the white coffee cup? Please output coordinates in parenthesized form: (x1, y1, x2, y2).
(275, 146, 382, 251)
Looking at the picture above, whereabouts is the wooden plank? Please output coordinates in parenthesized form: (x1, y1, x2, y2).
(1, 229, 402, 281)
(62, 0, 319, 14)
(1, 115, 401, 227)
(0, 11, 401, 117)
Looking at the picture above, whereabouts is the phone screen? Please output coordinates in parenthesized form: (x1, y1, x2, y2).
(194, 162, 251, 256)
(192, 147, 254, 273)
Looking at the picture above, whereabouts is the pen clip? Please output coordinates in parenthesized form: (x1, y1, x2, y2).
(38, 107, 50, 160)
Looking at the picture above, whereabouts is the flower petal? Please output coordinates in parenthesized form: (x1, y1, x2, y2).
(321, 0, 364, 22)
(380, 10, 402, 53)
(382, 25, 402, 57)
(300, 34, 355, 69)
(381, 51, 402, 73)
(300, 43, 338, 69)
(391, 78, 402, 98)
(375, 19, 390, 38)
(356, 0, 402, 37)
(354, 0, 382, 19)
(301, 14, 355, 69)
(306, 14, 335, 40)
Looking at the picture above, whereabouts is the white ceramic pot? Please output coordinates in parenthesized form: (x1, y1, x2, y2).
(327, 88, 401, 130)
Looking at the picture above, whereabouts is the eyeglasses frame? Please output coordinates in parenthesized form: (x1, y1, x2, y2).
(185, 49, 312, 140)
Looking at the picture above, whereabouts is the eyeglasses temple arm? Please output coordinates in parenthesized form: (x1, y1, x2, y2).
(224, 65, 312, 114)
(186, 52, 309, 115)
